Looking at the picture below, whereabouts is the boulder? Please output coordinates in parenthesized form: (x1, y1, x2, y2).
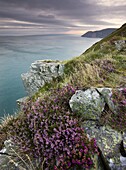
(83, 121, 125, 170)
(69, 88, 105, 120)
(0, 140, 30, 169)
(114, 40, 126, 51)
(21, 60, 64, 96)
(97, 88, 117, 113)
(0, 140, 16, 169)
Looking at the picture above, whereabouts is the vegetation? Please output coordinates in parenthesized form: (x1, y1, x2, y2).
(0, 23, 126, 169)
(28, 23, 126, 101)
(1, 85, 98, 170)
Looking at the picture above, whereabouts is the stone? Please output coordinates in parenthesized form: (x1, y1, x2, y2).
(0, 140, 28, 169)
(16, 96, 29, 110)
(69, 88, 105, 120)
(69, 87, 126, 169)
(82, 121, 126, 170)
(114, 40, 126, 51)
(21, 60, 64, 96)
(96, 88, 117, 114)
(0, 140, 15, 169)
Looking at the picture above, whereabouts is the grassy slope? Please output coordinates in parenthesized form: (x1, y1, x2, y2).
(30, 23, 126, 100)
(63, 23, 126, 89)
(84, 23, 126, 53)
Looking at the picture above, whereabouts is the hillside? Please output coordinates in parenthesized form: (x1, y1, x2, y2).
(27, 23, 126, 101)
(63, 23, 126, 89)
(81, 28, 116, 38)
(0, 23, 126, 170)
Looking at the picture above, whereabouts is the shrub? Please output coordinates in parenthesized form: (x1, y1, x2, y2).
(8, 85, 98, 169)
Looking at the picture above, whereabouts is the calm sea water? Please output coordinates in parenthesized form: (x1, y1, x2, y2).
(0, 34, 100, 117)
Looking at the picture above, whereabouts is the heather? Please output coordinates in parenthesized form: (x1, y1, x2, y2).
(6, 85, 98, 170)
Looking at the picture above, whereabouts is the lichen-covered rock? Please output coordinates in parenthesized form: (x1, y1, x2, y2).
(83, 121, 126, 170)
(0, 140, 15, 169)
(97, 88, 117, 113)
(69, 88, 105, 120)
(69, 87, 126, 169)
(114, 40, 126, 51)
(0, 140, 29, 169)
(21, 60, 64, 95)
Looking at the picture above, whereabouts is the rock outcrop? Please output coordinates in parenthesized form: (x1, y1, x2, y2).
(69, 88, 126, 170)
(114, 40, 126, 51)
(21, 60, 64, 96)
(83, 121, 126, 170)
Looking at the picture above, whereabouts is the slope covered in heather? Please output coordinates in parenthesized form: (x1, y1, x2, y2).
(0, 23, 126, 170)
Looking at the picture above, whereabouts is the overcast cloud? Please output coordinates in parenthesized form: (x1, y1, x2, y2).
(0, 0, 125, 35)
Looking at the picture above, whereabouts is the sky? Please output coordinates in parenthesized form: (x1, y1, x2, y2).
(0, 0, 126, 35)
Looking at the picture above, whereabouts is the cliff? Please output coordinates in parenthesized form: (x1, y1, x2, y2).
(81, 28, 116, 38)
(21, 60, 64, 96)
(0, 23, 126, 170)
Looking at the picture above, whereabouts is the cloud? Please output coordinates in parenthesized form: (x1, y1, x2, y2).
(0, 0, 125, 35)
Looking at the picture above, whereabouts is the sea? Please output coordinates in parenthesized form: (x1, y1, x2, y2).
(0, 34, 100, 117)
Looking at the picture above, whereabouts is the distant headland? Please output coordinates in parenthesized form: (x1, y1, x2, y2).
(81, 28, 116, 38)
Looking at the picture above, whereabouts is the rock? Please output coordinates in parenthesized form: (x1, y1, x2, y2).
(21, 60, 64, 96)
(16, 96, 29, 110)
(0, 140, 27, 169)
(69, 87, 126, 169)
(114, 40, 126, 51)
(82, 121, 125, 170)
(0, 140, 15, 169)
(96, 88, 117, 114)
(69, 88, 105, 120)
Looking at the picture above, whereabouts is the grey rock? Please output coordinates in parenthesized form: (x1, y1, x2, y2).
(21, 60, 64, 96)
(97, 88, 117, 113)
(0, 140, 15, 169)
(0, 140, 28, 170)
(69, 88, 105, 120)
(114, 40, 126, 51)
(16, 96, 29, 110)
(83, 121, 125, 170)
(69, 87, 126, 169)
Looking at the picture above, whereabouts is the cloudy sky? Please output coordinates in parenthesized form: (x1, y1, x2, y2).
(0, 0, 126, 35)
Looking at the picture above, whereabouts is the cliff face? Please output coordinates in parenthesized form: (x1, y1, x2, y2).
(81, 28, 116, 38)
(21, 60, 64, 96)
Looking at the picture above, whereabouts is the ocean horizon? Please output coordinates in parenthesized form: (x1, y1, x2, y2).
(0, 34, 100, 117)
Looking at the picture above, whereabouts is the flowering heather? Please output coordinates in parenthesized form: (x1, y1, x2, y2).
(8, 85, 98, 169)
(109, 88, 126, 131)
